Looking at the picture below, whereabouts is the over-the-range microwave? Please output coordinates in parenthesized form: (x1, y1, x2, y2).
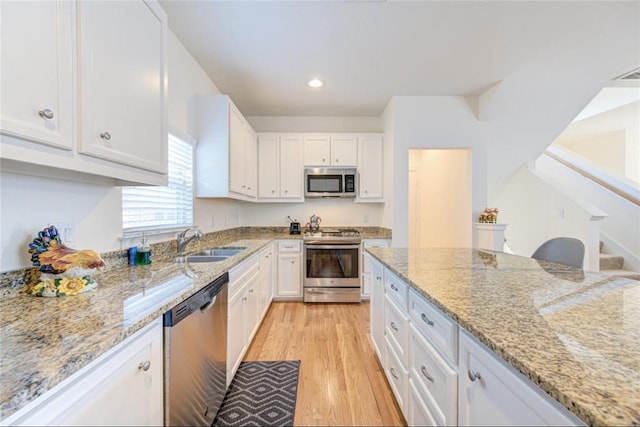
(304, 167, 357, 198)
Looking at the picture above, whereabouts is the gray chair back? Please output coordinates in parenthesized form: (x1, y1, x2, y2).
(531, 237, 585, 268)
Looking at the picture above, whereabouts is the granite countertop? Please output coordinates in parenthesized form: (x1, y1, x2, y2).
(366, 247, 640, 427)
(0, 226, 392, 420)
(0, 238, 271, 421)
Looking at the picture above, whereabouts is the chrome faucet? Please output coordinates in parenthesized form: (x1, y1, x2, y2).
(176, 226, 203, 254)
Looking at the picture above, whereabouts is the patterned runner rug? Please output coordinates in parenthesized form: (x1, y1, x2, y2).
(212, 360, 301, 427)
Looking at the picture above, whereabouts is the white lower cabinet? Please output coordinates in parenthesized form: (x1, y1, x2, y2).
(408, 379, 438, 427)
(258, 243, 275, 318)
(458, 329, 584, 426)
(369, 257, 585, 427)
(2, 318, 163, 426)
(361, 239, 390, 298)
(276, 240, 302, 299)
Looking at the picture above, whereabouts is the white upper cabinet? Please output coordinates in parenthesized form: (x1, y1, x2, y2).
(0, 0, 168, 186)
(77, 0, 167, 174)
(257, 134, 303, 201)
(357, 135, 384, 201)
(303, 134, 357, 167)
(0, 0, 74, 151)
(194, 95, 258, 200)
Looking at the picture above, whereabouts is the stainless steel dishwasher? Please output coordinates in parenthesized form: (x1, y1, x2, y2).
(164, 272, 228, 426)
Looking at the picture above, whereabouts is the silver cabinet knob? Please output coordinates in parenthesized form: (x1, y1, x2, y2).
(421, 366, 434, 382)
(284, 190, 288, 193)
(138, 361, 151, 371)
(390, 283, 398, 292)
(322, 158, 326, 163)
(272, 190, 276, 193)
(376, 276, 382, 281)
(335, 158, 339, 163)
(100, 132, 111, 141)
(38, 109, 54, 120)
(249, 288, 254, 293)
(291, 260, 295, 264)
(468, 369, 482, 382)
(421, 313, 434, 326)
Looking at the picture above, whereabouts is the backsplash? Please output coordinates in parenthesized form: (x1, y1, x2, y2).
(0, 226, 391, 298)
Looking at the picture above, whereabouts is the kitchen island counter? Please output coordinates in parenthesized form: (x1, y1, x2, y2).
(367, 247, 640, 427)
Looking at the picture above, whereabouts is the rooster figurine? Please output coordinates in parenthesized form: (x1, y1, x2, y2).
(27, 225, 105, 297)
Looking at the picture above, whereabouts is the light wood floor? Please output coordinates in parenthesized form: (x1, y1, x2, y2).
(244, 301, 406, 426)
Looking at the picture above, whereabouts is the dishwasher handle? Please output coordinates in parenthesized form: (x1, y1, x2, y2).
(199, 295, 217, 313)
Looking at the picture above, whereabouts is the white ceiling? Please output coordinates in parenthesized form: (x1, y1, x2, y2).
(159, 0, 640, 117)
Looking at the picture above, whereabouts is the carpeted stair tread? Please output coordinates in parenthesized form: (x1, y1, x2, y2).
(599, 253, 624, 270)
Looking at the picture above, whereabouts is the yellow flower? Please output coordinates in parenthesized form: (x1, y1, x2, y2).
(57, 277, 88, 296)
(30, 279, 58, 296)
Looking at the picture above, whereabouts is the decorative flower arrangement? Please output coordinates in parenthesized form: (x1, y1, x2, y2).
(26, 225, 104, 297)
(479, 208, 499, 224)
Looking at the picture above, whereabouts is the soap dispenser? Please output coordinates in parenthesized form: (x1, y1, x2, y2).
(136, 233, 152, 265)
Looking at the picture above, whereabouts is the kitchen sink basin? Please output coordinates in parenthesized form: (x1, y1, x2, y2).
(193, 248, 245, 257)
(178, 247, 245, 263)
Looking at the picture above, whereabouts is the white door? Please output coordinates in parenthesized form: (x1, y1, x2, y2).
(227, 285, 247, 385)
(0, 0, 74, 150)
(228, 106, 246, 194)
(258, 136, 279, 198)
(370, 258, 386, 361)
(77, 0, 167, 174)
(245, 127, 258, 197)
(279, 136, 303, 198)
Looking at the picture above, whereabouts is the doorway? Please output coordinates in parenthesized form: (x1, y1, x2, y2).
(408, 148, 473, 248)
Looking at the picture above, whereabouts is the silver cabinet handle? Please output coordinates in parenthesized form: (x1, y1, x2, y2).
(390, 367, 399, 379)
(421, 366, 434, 382)
(38, 109, 54, 120)
(390, 321, 398, 331)
(242, 296, 248, 302)
(272, 190, 276, 193)
(335, 158, 339, 163)
(100, 132, 111, 140)
(421, 313, 434, 326)
(322, 158, 326, 163)
(468, 369, 482, 382)
(390, 284, 398, 292)
(291, 260, 295, 264)
(249, 288, 254, 293)
(138, 361, 151, 371)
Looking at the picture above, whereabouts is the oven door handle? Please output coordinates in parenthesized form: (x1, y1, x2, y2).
(305, 244, 360, 250)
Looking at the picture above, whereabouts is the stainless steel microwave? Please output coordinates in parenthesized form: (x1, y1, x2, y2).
(304, 168, 357, 198)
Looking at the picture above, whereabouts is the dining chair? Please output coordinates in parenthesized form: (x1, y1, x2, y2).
(531, 237, 585, 268)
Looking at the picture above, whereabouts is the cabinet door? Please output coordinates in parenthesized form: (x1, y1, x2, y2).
(258, 244, 274, 318)
(245, 271, 260, 342)
(277, 253, 302, 297)
(279, 136, 303, 198)
(245, 127, 258, 197)
(228, 105, 246, 195)
(0, 0, 74, 151)
(258, 136, 279, 198)
(458, 330, 582, 426)
(8, 319, 163, 426)
(227, 285, 247, 386)
(358, 135, 384, 199)
(77, 0, 167, 174)
(370, 258, 385, 362)
(303, 135, 330, 166)
(331, 136, 357, 166)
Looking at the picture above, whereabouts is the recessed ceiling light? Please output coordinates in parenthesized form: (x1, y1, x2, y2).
(307, 78, 325, 88)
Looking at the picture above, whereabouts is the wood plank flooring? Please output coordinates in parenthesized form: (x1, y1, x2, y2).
(244, 301, 406, 426)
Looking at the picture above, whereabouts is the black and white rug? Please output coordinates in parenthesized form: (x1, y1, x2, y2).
(212, 360, 301, 427)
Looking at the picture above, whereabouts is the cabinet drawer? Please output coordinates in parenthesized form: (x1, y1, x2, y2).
(408, 379, 438, 427)
(278, 240, 301, 252)
(384, 268, 408, 311)
(409, 289, 458, 364)
(385, 294, 409, 367)
(409, 324, 457, 426)
(384, 335, 408, 414)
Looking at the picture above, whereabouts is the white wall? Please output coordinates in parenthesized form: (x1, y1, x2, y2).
(388, 96, 489, 248)
(492, 165, 603, 271)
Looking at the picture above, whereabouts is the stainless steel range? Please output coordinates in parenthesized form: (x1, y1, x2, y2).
(303, 228, 361, 303)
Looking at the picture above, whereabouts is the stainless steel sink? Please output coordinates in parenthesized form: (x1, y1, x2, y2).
(193, 248, 245, 257)
(179, 247, 245, 263)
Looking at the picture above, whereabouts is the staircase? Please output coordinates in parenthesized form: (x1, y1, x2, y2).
(599, 241, 640, 280)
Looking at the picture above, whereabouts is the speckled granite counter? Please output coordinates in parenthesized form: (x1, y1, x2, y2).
(0, 226, 391, 421)
(366, 247, 640, 427)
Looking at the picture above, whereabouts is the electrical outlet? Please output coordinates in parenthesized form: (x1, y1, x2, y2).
(211, 215, 215, 228)
(51, 221, 74, 245)
(363, 214, 369, 224)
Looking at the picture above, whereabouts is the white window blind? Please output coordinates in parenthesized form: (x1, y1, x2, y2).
(122, 134, 193, 236)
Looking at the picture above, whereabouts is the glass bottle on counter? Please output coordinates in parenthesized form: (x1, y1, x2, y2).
(136, 233, 152, 265)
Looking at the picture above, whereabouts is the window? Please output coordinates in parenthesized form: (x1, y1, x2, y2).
(122, 134, 193, 236)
